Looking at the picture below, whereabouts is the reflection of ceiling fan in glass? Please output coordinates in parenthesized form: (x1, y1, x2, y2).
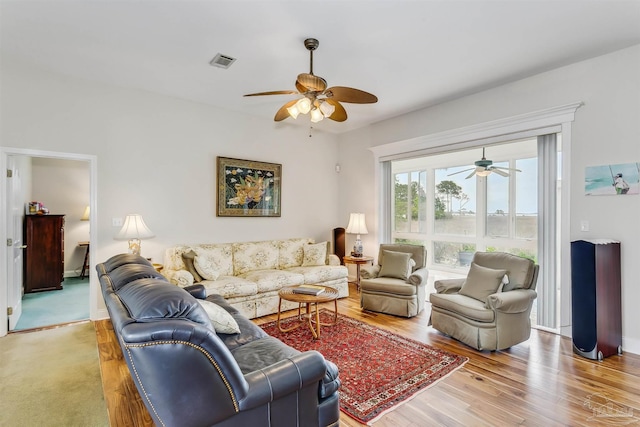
(448, 148, 521, 179)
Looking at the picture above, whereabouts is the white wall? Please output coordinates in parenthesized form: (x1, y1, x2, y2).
(1, 55, 342, 318)
(337, 44, 640, 354)
(31, 157, 90, 276)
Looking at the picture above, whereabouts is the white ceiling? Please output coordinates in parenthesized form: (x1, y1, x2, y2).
(2, 0, 640, 134)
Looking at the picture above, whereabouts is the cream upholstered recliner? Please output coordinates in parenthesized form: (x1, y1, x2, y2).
(359, 244, 429, 318)
(429, 251, 539, 351)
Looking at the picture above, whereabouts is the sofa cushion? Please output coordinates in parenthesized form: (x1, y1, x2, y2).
(107, 264, 166, 291)
(472, 251, 535, 291)
(286, 265, 348, 284)
(378, 244, 426, 270)
(233, 241, 279, 275)
(116, 279, 212, 328)
(238, 269, 304, 293)
(278, 238, 313, 269)
(360, 278, 418, 296)
(193, 244, 234, 277)
(197, 299, 241, 334)
(459, 262, 507, 303)
(200, 276, 258, 299)
(429, 293, 496, 323)
(182, 250, 203, 283)
(378, 250, 412, 280)
(302, 241, 328, 267)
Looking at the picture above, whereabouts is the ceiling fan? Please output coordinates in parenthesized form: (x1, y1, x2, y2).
(243, 38, 378, 123)
(448, 148, 521, 179)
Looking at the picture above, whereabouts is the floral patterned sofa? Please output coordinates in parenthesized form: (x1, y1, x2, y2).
(164, 238, 349, 319)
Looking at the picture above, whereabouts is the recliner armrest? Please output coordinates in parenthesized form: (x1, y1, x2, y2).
(434, 278, 465, 294)
(184, 284, 206, 299)
(239, 351, 329, 410)
(487, 289, 537, 313)
(408, 268, 429, 286)
(360, 265, 380, 279)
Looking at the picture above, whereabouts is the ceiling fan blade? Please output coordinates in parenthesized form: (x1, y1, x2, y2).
(324, 86, 378, 104)
(274, 99, 298, 121)
(491, 168, 510, 177)
(492, 166, 522, 172)
(244, 90, 299, 97)
(297, 73, 327, 92)
(325, 99, 347, 122)
(465, 170, 477, 179)
(447, 167, 475, 176)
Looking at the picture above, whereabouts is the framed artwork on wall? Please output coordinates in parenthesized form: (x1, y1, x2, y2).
(585, 162, 639, 196)
(216, 156, 281, 217)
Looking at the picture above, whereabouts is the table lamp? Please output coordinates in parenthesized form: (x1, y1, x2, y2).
(346, 213, 368, 257)
(81, 206, 90, 221)
(115, 214, 155, 255)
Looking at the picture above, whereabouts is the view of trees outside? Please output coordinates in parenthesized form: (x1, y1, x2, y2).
(515, 157, 538, 239)
(394, 171, 427, 232)
(392, 141, 539, 269)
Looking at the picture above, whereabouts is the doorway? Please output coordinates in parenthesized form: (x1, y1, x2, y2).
(1, 148, 97, 337)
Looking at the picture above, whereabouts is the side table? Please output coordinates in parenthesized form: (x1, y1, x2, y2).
(277, 286, 339, 339)
(79, 241, 90, 279)
(343, 255, 374, 292)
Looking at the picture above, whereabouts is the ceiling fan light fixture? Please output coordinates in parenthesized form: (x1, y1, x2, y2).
(286, 104, 300, 119)
(296, 97, 312, 114)
(476, 169, 491, 177)
(310, 107, 324, 123)
(319, 100, 335, 118)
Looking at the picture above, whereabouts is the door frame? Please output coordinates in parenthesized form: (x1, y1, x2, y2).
(0, 147, 97, 337)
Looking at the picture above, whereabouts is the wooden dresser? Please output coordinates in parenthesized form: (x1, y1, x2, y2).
(23, 214, 65, 293)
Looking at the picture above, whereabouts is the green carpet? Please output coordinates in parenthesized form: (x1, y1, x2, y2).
(0, 322, 108, 426)
(15, 277, 90, 331)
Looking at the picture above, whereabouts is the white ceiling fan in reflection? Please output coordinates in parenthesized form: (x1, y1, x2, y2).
(448, 148, 521, 179)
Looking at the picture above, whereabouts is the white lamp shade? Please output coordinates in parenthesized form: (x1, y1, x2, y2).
(80, 206, 90, 221)
(310, 108, 324, 123)
(346, 213, 368, 235)
(319, 100, 335, 117)
(115, 214, 155, 240)
(296, 97, 312, 114)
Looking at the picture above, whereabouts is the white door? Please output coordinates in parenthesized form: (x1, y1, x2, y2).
(6, 156, 25, 330)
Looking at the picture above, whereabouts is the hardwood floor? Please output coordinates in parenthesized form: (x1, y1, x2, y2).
(95, 284, 640, 426)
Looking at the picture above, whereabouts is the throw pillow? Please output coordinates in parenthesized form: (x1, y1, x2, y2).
(459, 262, 508, 303)
(193, 250, 221, 281)
(197, 300, 241, 334)
(181, 250, 203, 283)
(378, 250, 412, 280)
(302, 242, 328, 267)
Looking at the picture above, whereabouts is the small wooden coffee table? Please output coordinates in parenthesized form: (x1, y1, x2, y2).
(277, 285, 339, 339)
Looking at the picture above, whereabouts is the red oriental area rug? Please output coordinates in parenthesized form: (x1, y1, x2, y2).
(260, 309, 468, 425)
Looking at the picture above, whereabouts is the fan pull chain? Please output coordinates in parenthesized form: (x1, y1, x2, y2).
(309, 126, 313, 138)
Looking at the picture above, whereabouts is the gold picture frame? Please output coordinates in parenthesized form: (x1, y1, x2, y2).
(216, 157, 281, 217)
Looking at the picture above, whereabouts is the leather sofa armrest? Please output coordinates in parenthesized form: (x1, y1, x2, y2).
(408, 268, 429, 286)
(184, 284, 206, 299)
(487, 289, 537, 313)
(434, 278, 465, 294)
(239, 351, 329, 410)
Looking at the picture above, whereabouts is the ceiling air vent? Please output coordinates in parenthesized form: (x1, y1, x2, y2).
(209, 53, 236, 69)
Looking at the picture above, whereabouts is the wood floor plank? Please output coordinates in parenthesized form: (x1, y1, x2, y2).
(95, 283, 640, 426)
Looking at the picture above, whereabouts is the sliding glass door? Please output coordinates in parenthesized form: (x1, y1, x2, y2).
(389, 137, 560, 330)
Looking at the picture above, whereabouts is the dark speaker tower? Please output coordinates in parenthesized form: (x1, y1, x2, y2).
(333, 227, 345, 265)
(570, 240, 622, 360)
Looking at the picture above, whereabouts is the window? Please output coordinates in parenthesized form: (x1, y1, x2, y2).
(391, 139, 538, 269)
